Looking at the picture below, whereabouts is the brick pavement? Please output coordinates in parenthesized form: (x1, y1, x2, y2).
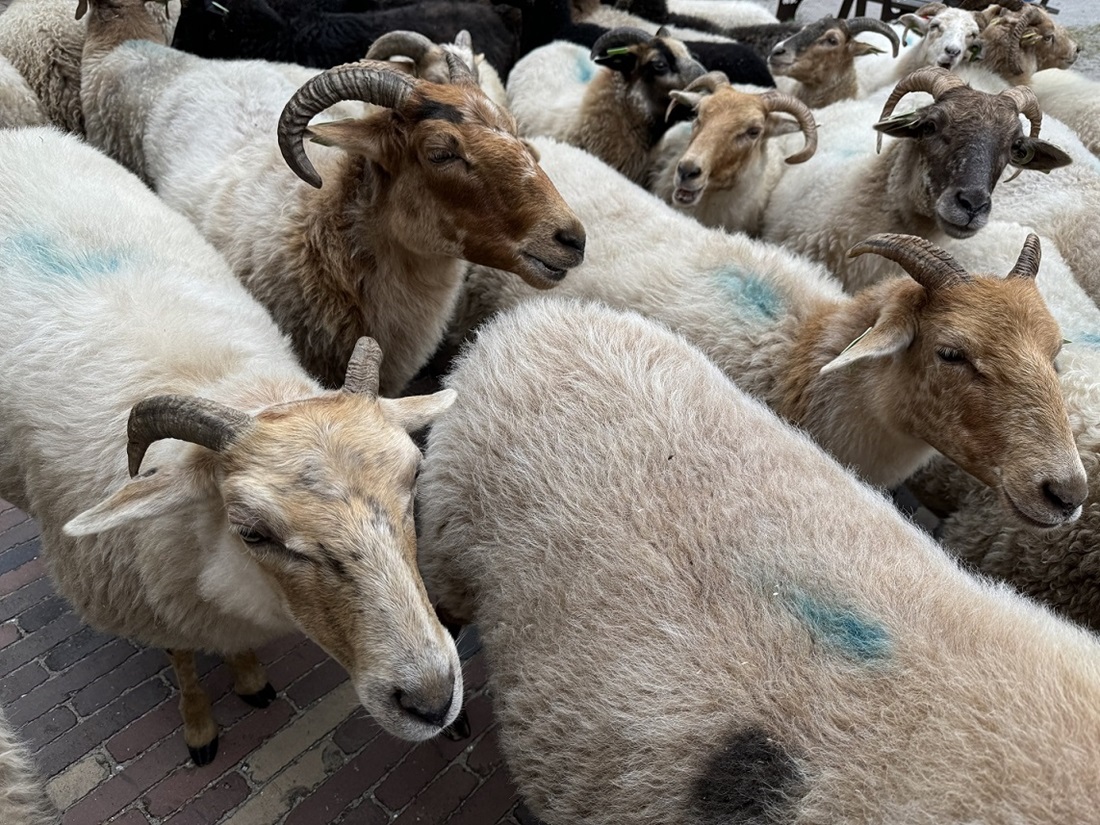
(0, 498, 539, 824)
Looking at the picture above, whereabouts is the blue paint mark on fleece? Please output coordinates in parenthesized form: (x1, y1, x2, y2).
(1070, 332, 1100, 349)
(789, 591, 891, 663)
(575, 54, 596, 84)
(3, 233, 125, 281)
(713, 266, 783, 320)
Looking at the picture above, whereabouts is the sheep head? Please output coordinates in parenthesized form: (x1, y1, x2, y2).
(278, 58, 585, 289)
(898, 6, 982, 71)
(769, 16, 900, 105)
(827, 233, 1086, 529)
(664, 71, 816, 208)
(976, 4, 1078, 82)
(64, 338, 466, 742)
(590, 26, 706, 125)
(873, 68, 1071, 239)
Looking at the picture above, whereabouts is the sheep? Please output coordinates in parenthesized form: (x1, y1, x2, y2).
(168, 0, 525, 78)
(0, 708, 56, 825)
(0, 125, 465, 765)
(506, 26, 705, 183)
(759, 67, 1071, 292)
(77, 0, 585, 395)
(648, 71, 817, 234)
(667, 0, 779, 29)
(973, 2, 1079, 85)
(0, 56, 47, 129)
(450, 136, 1086, 528)
(1027, 68, 1100, 161)
(0, 0, 178, 134)
(417, 296, 1100, 825)
(767, 16, 902, 108)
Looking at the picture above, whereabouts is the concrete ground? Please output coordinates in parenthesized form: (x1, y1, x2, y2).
(0, 1, 1097, 824)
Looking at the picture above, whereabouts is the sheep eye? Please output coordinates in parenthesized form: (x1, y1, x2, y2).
(929, 21, 940, 30)
(236, 526, 270, 544)
(936, 347, 966, 364)
(826, 36, 839, 46)
(428, 149, 459, 165)
(651, 59, 669, 74)
(745, 127, 763, 139)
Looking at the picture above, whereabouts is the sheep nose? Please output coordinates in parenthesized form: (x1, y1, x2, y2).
(944, 45, 960, 56)
(555, 225, 586, 257)
(1042, 475, 1088, 517)
(771, 45, 787, 58)
(678, 160, 702, 182)
(394, 683, 455, 728)
(955, 188, 990, 220)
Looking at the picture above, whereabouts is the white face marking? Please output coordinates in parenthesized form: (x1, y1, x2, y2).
(198, 538, 295, 633)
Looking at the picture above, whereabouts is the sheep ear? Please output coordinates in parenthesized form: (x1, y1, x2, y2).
(594, 49, 639, 75)
(765, 113, 803, 137)
(820, 316, 914, 374)
(850, 40, 886, 57)
(307, 119, 371, 149)
(872, 110, 923, 140)
(1010, 138, 1073, 173)
(380, 389, 457, 433)
(898, 14, 928, 36)
(63, 467, 201, 536)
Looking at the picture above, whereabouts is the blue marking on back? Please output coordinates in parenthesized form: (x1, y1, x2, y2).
(1071, 332, 1100, 348)
(575, 53, 595, 84)
(789, 591, 891, 663)
(3, 232, 125, 281)
(713, 266, 783, 320)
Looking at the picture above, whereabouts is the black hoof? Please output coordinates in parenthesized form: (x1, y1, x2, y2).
(188, 736, 219, 766)
(440, 707, 471, 741)
(239, 682, 277, 708)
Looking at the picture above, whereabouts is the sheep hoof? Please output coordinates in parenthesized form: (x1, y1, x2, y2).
(440, 707, 471, 741)
(188, 736, 219, 766)
(238, 682, 277, 708)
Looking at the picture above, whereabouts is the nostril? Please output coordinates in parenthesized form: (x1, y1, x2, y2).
(555, 227, 585, 256)
(393, 683, 455, 728)
(955, 189, 989, 218)
(944, 46, 960, 56)
(771, 46, 786, 58)
(1041, 478, 1086, 514)
(678, 161, 701, 181)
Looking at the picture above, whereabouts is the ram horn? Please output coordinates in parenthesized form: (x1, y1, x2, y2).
(848, 233, 970, 293)
(342, 337, 383, 397)
(1006, 232, 1042, 279)
(591, 26, 653, 59)
(998, 84, 1042, 138)
(366, 30, 443, 75)
(127, 396, 254, 478)
(876, 67, 967, 151)
(278, 61, 417, 188)
(665, 71, 728, 120)
(760, 91, 818, 164)
(913, 3, 947, 16)
(846, 17, 902, 57)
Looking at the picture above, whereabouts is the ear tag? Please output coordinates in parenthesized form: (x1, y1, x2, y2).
(1063, 338, 1074, 345)
(838, 327, 873, 356)
(604, 47, 631, 56)
(967, 43, 982, 61)
(210, 0, 229, 14)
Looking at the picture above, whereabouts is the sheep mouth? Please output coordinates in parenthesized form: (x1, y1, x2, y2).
(936, 211, 987, 239)
(519, 252, 571, 285)
(1002, 489, 1077, 531)
(673, 186, 703, 207)
(937, 57, 957, 69)
(768, 58, 794, 75)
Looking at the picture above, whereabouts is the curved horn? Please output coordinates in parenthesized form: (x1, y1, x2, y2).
(999, 84, 1042, 138)
(876, 67, 967, 151)
(1007, 232, 1041, 279)
(278, 61, 417, 188)
(760, 91, 818, 163)
(1011, 5, 1047, 43)
(443, 49, 477, 84)
(127, 396, 254, 477)
(591, 26, 653, 59)
(847, 233, 970, 293)
(846, 17, 902, 57)
(343, 337, 383, 396)
(665, 71, 728, 121)
(366, 30, 438, 65)
(914, 2, 947, 16)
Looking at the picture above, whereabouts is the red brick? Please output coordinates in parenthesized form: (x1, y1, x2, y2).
(426, 692, 497, 764)
(0, 557, 45, 598)
(106, 809, 153, 824)
(0, 620, 19, 649)
(0, 661, 48, 705)
(0, 610, 83, 678)
(0, 577, 53, 623)
(23, 705, 77, 751)
(265, 641, 327, 689)
(160, 771, 250, 825)
(63, 734, 188, 825)
(0, 514, 37, 547)
(44, 624, 114, 672)
(72, 647, 167, 716)
(334, 798, 390, 825)
(0, 535, 40, 576)
(466, 726, 505, 777)
(332, 711, 381, 755)
(38, 677, 171, 776)
(285, 657, 347, 709)
(448, 768, 520, 825)
(375, 742, 451, 811)
(0, 506, 29, 533)
(143, 698, 295, 817)
(256, 632, 307, 662)
(390, 764, 478, 824)
(16, 594, 68, 633)
(107, 701, 184, 763)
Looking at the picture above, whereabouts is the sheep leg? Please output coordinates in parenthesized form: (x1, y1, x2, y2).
(167, 649, 219, 766)
(225, 650, 277, 709)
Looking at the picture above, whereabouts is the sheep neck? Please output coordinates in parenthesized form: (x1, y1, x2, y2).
(575, 72, 664, 184)
(794, 70, 860, 110)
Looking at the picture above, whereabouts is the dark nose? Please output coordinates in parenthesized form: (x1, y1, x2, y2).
(944, 45, 960, 56)
(678, 160, 702, 182)
(394, 682, 455, 728)
(955, 188, 990, 220)
(555, 225, 586, 258)
(1042, 475, 1088, 517)
(771, 45, 787, 58)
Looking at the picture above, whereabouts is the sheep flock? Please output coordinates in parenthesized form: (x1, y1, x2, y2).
(0, 0, 1098, 821)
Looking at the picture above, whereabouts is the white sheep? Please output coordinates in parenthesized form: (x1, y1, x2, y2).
(0, 126, 463, 765)
(758, 68, 1070, 291)
(1028, 68, 1100, 160)
(505, 26, 705, 183)
(647, 71, 817, 233)
(0, 0, 178, 134)
(667, 0, 779, 28)
(451, 136, 1086, 529)
(0, 55, 46, 129)
(0, 708, 56, 825)
(77, 0, 585, 394)
(418, 296, 1100, 825)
